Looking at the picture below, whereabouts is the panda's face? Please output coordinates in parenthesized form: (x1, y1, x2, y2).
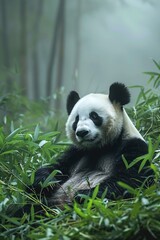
(66, 93, 123, 148)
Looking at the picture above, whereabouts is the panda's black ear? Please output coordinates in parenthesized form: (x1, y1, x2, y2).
(109, 82, 130, 105)
(66, 91, 80, 115)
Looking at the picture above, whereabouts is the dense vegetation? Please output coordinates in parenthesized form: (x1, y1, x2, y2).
(0, 62, 160, 240)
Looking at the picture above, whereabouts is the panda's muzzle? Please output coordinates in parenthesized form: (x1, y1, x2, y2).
(75, 121, 100, 144)
(76, 129, 99, 145)
(76, 130, 89, 138)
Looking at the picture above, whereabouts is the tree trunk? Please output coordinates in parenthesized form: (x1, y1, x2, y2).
(73, 0, 81, 90)
(32, 0, 43, 100)
(46, 0, 64, 98)
(1, 0, 12, 92)
(20, 0, 28, 96)
(55, 0, 65, 110)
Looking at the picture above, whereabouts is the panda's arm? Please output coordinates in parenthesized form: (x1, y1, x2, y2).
(118, 138, 154, 187)
(76, 138, 154, 201)
(14, 146, 84, 216)
(29, 145, 83, 194)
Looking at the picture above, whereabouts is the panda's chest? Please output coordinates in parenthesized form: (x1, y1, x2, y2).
(71, 152, 115, 176)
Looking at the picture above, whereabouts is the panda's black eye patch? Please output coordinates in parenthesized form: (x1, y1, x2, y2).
(72, 115, 79, 131)
(89, 111, 103, 126)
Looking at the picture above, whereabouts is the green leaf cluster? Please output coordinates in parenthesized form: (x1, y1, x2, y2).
(1, 61, 160, 239)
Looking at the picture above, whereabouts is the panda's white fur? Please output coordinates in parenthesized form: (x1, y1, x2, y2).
(122, 109, 144, 140)
(19, 82, 153, 215)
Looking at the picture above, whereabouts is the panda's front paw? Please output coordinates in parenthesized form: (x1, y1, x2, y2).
(48, 190, 73, 209)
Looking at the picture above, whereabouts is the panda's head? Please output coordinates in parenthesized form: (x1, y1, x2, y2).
(66, 82, 141, 149)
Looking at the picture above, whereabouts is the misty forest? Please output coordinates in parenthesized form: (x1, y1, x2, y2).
(0, 0, 160, 239)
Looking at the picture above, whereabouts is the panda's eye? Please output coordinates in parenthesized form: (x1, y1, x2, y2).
(89, 111, 103, 126)
(72, 115, 79, 131)
(90, 111, 99, 120)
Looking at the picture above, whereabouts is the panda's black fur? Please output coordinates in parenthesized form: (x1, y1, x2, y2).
(14, 82, 154, 216)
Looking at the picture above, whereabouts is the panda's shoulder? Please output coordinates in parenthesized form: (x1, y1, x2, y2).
(122, 137, 148, 157)
(123, 138, 148, 149)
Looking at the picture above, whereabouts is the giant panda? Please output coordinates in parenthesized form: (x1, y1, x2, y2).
(17, 82, 154, 214)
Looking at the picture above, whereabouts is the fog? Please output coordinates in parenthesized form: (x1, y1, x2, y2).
(0, 0, 160, 108)
(65, 0, 160, 99)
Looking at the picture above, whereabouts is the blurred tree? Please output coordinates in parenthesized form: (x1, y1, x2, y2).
(73, 0, 81, 90)
(1, 0, 12, 92)
(20, 0, 28, 96)
(32, 0, 43, 100)
(46, 0, 65, 104)
(55, 0, 65, 110)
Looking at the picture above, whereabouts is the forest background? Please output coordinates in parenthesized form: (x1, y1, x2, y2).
(0, 0, 160, 110)
(0, 1, 160, 239)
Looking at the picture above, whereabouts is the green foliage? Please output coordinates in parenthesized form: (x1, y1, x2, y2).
(128, 60, 160, 140)
(1, 61, 160, 239)
(0, 91, 66, 136)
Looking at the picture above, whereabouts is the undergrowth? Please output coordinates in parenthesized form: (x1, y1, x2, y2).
(0, 60, 160, 240)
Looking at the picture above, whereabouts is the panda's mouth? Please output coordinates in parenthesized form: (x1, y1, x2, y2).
(79, 135, 100, 145)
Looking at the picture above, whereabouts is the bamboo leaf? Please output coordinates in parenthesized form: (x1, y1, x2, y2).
(144, 71, 160, 76)
(138, 158, 148, 173)
(34, 124, 40, 141)
(74, 203, 87, 218)
(152, 59, 160, 70)
(5, 128, 21, 141)
(92, 185, 99, 200)
(118, 182, 136, 194)
(41, 170, 62, 188)
(122, 155, 129, 169)
(31, 205, 35, 221)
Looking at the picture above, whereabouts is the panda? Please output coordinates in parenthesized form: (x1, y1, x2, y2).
(17, 82, 154, 214)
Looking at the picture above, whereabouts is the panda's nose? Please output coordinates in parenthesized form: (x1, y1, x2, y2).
(76, 130, 89, 138)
